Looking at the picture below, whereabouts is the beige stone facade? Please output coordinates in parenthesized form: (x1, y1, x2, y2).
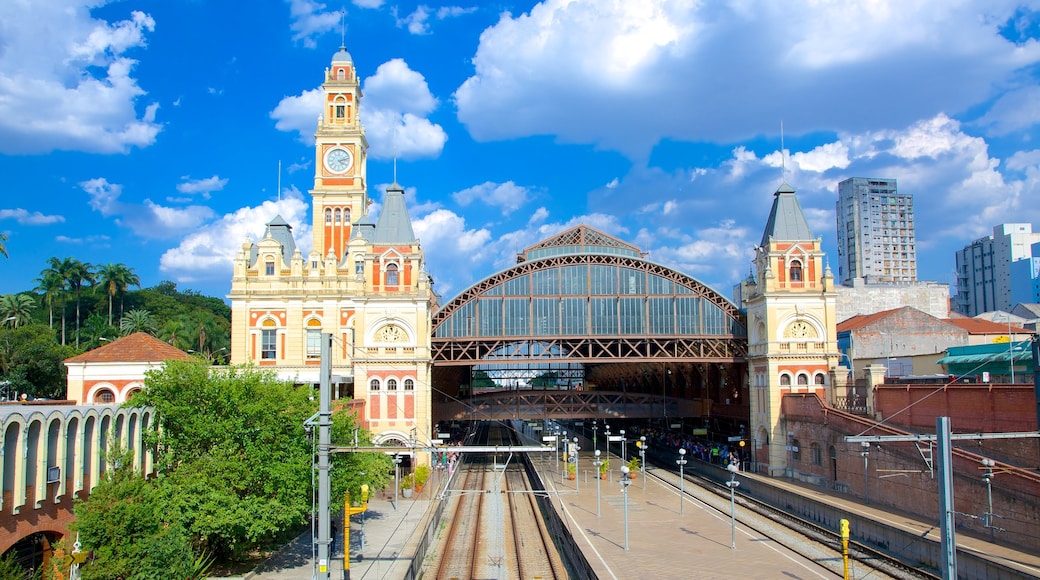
(744, 183, 842, 476)
(228, 47, 436, 452)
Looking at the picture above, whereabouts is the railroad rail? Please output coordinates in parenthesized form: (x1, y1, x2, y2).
(647, 467, 938, 580)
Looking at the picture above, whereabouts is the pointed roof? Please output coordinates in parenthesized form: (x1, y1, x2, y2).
(369, 183, 416, 244)
(760, 182, 814, 247)
(332, 45, 352, 64)
(65, 332, 191, 364)
(251, 214, 298, 267)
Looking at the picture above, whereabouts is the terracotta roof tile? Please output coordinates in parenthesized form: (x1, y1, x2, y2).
(944, 318, 1027, 334)
(65, 333, 192, 364)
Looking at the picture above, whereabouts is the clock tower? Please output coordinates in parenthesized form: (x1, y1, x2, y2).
(744, 182, 840, 476)
(312, 45, 369, 261)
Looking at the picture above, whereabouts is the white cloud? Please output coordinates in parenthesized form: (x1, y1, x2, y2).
(176, 175, 229, 199)
(81, 177, 215, 239)
(454, 0, 1040, 159)
(452, 181, 531, 215)
(352, 0, 384, 8)
(0, 2, 161, 154)
(287, 0, 343, 48)
(0, 209, 65, 225)
(395, 5, 477, 35)
(160, 188, 313, 283)
(270, 59, 446, 159)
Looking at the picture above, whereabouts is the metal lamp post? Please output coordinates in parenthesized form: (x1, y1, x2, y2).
(592, 420, 598, 455)
(639, 435, 647, 489)
(676, 448, 687, 514)
(861, 442, 870, 505)
(604, 425, 611, 457)
(725, 463, 740, 549)
(620, 465, 632, 550)
(392, 455, 402, 511)
(561, 430, 568, 483)
(573, 437, 581, 493)
(620, 429, 627, 463)
(982, 458, 998, 539)
(593, 450, 603, 516)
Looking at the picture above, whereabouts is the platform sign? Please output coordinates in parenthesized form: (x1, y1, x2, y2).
(727, 436, 743, 442)
(430, 439, 443, 445)
(608, 435, 625, 442)
(692, 428, 708, 435)
(543, 435, 557, 442)
(670, 423, 681, 429)
(437, 432, 450, 439)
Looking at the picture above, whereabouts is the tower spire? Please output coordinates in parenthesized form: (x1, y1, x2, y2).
(780, 120, 786, 184)
(340, 8, 346, 49)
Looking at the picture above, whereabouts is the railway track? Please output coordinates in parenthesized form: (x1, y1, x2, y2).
(648, 466, 939, 580)
(430, 422, 566, 579)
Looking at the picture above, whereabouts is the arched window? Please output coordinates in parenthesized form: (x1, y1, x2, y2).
(261, 319, 278, 359)
(306, 319, 323, 359)
(814, 373, 826, 386)
(790, 260, 803, 282)
(387, 379, 398, 391)
(404, 379, 414, 391)
(335, 209, 341, 224)
(796, 374, 809, 386)
(94, 389, 115, 404)
(780, 374, 791, 386)
(325, 208, 332, 225)
(386, 263, 399, 286)
(369, 379, 380, 391)
(336, 69, 345, 81)
(126, 388, 142, 402)
(343, 208, 350, 224)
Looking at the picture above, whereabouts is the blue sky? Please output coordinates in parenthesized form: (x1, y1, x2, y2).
(2, 0, 1040, 305)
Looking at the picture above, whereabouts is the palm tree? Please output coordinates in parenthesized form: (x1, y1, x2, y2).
(97, 263, 140, 326)
(43, 257, 70, 344)
(61, 258, 95, 347)
(0, 294, 34, 327)
(0, 232, 7, 258)
(120, 309, 157, 336)
(35, 266, 65, 331)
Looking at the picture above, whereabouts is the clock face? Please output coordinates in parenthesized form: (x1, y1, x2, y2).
(324, 146, 353, 174)
(785, 321, 814, 339)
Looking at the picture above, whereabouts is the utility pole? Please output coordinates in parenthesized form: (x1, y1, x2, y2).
(847, 422, 1040, 580)
(316, 333, 333, 579)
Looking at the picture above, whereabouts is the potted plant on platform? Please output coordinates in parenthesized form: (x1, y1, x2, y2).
(414, 464, 430, 493)
(567, 462, 576, 480)
(626, 457, 640, 479)
(598, 458, 609, 479)
(402, 473, 414, 498)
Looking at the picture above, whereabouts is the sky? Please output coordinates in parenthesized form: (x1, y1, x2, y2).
(2, 0, 1040, 306)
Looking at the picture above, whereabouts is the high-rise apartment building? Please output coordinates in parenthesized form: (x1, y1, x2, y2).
(835, 178, 917, 286)
(955, 224, 1040, 316)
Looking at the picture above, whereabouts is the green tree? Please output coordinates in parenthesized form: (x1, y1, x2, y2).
(96, 263, 140, 326)
(0, 323, 78, 399)
(119, 308, 157, 336)
(42, 257, 70, 344)
(0, 293, 35, 328)
(0, 232, 7, 258)
(72, 460, 199, 580)
(132, 360, 317, 560)
(80, 313, 118, 349)
(331, 409, 393, 511)
(61, 257, 95, 348)
(34, 265, 65, 332)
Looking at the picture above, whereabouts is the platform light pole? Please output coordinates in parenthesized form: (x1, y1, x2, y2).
(561, 430, 568, 483)
(620, 429, 627, 462)
(620, 465, 632, 550)
(592, 420, 598, 455)
(573, 437, 581, 493)
(725, 462, 740, 549)
(676, 448, 687, 514)
(860, 442, 870, 505)
(593, 450, 603, 516)
(639, 435, 647, 489)
(392, 454, 402, 511)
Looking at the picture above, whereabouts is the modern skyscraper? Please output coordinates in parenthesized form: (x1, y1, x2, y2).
(955, 224, 1040, 316)
(835, 178, 917, 285)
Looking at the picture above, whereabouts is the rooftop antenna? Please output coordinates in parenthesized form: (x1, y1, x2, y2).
(393, 125, 398, 183)
(340, 8, 347, 49)
(780, 120, 787, 184)
(277, 160, 282, 201)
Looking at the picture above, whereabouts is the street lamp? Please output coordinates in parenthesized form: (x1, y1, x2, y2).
(620, 429, 627, 464)
(561, 430, 568, 483)
(392, 455, 402, 511)
(676, 448, 687, 515)
(573, 437, 581, 493)
(593, 450, 603, 516)
(604, 425, 611, 458)
(725, 463, 740, 549)
(639, 435, 647, 489)
(981, 458, 1002, 539)
(620, 465, 632, 550)
(592, 420, 598, 455)
(860, 442, 870, 505)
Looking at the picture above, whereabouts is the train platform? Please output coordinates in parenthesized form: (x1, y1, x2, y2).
(246, 493, 433, 580)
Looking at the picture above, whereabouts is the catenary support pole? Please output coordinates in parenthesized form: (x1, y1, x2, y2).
(318, 333, 333, 579)
(937, 417, 956, 580)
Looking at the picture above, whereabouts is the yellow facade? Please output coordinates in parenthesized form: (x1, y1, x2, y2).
(228, 47, 435, 452)
(744, 183, 842, 476)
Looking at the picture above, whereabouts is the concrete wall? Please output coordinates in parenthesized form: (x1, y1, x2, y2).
(836, 281, 950, 322)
